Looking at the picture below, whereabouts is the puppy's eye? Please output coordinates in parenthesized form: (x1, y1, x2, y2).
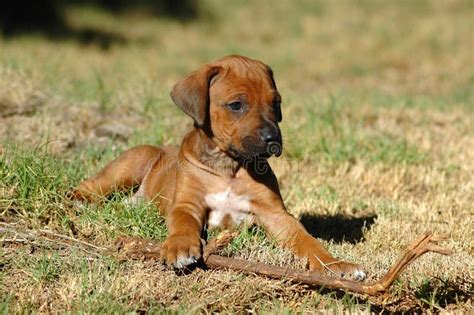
(273, 101, 281, 110)
(227, 101, 242, 111)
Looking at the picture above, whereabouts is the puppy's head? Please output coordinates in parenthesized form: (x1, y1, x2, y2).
(171, 55, 282, 160)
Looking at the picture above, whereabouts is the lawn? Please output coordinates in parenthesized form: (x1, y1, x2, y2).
(1, 0, 473, 312)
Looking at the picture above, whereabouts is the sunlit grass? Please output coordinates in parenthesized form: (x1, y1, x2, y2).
(1, 0, 473, 312)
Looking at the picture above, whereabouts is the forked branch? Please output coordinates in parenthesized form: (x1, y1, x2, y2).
(1, 222, 450, 295)
(112, 231, 452, 295)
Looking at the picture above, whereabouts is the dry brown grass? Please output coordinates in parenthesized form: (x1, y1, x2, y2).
(1, 0, 473, 313)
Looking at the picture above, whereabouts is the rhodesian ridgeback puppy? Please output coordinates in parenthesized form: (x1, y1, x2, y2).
(72, 55, 366, 280)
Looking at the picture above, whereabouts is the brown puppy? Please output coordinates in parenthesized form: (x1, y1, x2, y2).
(73, 55, 366, 280)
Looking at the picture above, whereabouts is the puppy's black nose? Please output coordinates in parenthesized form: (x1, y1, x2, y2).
(260, 126, 280, 143)
(260, 126, 282, 157)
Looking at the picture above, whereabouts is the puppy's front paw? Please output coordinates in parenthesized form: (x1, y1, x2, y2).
(65, 189, 89, 209)
(310, 258, 366, 281)
(160, 233, 203, 269)
(327, 261, 366, 281)
(66, 188, 85, 201)
(68, 187, 95, 204)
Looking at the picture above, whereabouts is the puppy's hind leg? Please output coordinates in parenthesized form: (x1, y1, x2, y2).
(72, 145, 164, 203)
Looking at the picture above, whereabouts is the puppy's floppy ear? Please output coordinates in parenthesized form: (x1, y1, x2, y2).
(170, 65, 221, 127)
(265, 65, 282, 122)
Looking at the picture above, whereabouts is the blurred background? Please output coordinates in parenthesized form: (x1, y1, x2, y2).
(1, 0, 472, 154)
(1, 1, 473, 312)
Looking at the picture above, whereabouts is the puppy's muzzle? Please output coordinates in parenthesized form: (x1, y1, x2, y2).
(266, 141, 282, 157)
(260, 126, 282, 157)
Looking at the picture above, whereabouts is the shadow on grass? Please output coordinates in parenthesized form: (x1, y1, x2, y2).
(0, 0, 200, 50)
(0, 2, 125, 50)
(300, 213, 377, 244)
(313, 277, 473, 313)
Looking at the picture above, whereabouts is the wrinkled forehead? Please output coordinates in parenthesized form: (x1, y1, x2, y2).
(210, 58, 278, 101)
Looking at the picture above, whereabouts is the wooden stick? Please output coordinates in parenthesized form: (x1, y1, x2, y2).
(112, 231, 452, 295)
(2, 223, 451, 295)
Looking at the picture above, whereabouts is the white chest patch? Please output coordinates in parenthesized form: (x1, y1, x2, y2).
(205, 188, 252, 229)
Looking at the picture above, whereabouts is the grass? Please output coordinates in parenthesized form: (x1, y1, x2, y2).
(1, 0, 473, 312)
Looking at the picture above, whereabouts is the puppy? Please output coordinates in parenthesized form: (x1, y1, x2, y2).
(73, 55, 366, 280)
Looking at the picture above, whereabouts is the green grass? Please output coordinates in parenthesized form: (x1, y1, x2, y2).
(283, 92, 468, 164)
(1, 146, 166, 240)
(29, 253, 63, 283)
(1, 0, 473, 312)
(79, 198, 167, 240)
(1, 146, 79, 220)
